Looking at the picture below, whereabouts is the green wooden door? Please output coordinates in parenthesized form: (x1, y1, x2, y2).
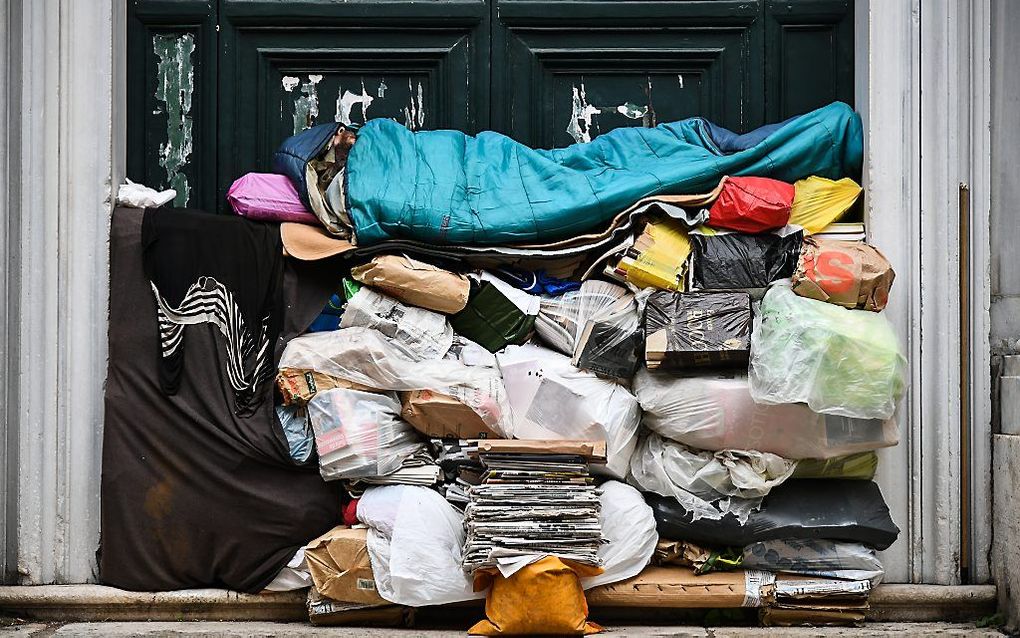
(127, 0, 854, 212)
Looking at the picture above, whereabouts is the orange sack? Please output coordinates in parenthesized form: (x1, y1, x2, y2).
(468, 556, 604, 636)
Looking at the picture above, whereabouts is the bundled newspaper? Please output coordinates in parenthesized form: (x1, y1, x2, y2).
(462, 453, 605, 573)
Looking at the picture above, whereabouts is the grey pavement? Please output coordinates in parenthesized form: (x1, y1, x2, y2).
(0, 622, 1006, 637)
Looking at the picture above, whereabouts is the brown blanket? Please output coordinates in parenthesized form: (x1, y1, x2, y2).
(101, 207, 341, 592)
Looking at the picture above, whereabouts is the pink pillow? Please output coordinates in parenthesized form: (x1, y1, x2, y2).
(227, 173, 320, 225)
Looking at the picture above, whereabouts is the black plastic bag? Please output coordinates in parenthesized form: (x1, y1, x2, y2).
(649, 479, 900, 550)
(691, 230, 803, 289)
(644, 291, 751, 370)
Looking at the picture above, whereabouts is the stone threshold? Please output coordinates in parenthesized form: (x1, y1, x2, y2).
(0, 584, 997, 624)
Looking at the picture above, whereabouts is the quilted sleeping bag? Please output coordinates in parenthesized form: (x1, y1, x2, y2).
(345, 101, 863, 246)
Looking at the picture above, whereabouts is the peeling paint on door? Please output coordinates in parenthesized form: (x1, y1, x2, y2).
(291, 74, 323, 134)
(153, 33, 195, 207)
(616, 102, 648, 120)
(567, 83, 601, 143)
(335, 81, 375, 126)
(377, 80, 388, 98)
(403, 80, 425, 131)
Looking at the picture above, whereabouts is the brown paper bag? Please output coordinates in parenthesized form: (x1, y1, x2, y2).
(304, 526, 386, 606)
(792, 237, 895, 311)
(350, 254, 470, 314)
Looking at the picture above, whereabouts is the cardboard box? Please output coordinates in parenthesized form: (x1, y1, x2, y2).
(277, 368, 375, 405)
(399, 390, 503, 440)
(304, 526, 386, 606)
(645, 291, 751, 370)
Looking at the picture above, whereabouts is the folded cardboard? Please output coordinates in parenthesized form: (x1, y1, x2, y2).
(399, 389, 502, 440)
(467, 439, 607, 463)
(792, 237, 895, 311)
(277, 368, 376, 405)
(645, 291, 751, 370)
(306, 588, 413, 627)
(350, 254, 470, 314)
(759, 605, 867, 627)
(304, 526, 387, 606)
(586, 566, 774, 608)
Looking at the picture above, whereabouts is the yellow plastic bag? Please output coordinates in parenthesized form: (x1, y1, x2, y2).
(789, 176, 862, 234)
(468, 556, 604, 636)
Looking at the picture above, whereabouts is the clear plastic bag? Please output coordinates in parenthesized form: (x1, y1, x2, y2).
(339, 287, 454, 361)
(741, 539, 884, 585)
(749, 283, 907, 419)
(357, 485, 483, 607)
(627, 432, 796, 522)
(581, 481, 657, 589)
(633, 368, 899, 460)
(535, 280, 631, 355)
(279, 327, 512, 436)
(116, 178, 176, 208)
(275, 404, 314, 465)
(306, 388, 425, 480)
(495, 344, 640, 479)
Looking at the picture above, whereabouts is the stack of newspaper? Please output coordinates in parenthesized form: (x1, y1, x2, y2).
(462, 453, 604, 572)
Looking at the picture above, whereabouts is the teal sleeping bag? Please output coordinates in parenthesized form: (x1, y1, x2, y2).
(346, 102, 862, 246)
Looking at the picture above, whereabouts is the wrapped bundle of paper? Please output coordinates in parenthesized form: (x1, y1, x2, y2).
(462, 452, 605, 573)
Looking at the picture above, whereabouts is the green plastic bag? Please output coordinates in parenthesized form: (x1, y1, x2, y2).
(749, 284, 906, 420)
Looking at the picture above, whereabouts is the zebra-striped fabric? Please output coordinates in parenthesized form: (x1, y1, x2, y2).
(150, 275, 273, 413)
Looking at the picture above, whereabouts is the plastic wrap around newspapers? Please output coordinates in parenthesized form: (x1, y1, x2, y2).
(306, 389, 424, 480)
(749, 284, 907, 420)
(690, 228, 802, 290)
(649, 479, 900, 551)
(644, 291, 751, 370)
(628, 433, 796, 522)
(339, 287, 454, 361)
(357, 485, 482, 607)
(584, 481, 657, 589)
(279, 327, 512, 437)
(742, 539, 885, 585)
(534, 280, 643, 380)
(495, 344, 641, 479)
(633, 369, 898, 460)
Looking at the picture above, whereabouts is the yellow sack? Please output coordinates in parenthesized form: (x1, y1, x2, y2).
(468, 556, 604, 636)
(789, 176, 862, 234)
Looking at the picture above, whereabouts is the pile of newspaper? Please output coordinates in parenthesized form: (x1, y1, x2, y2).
(462, 453, 604, 572)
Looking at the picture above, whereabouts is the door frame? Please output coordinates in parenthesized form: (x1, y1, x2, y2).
(0, 0, 994, 585)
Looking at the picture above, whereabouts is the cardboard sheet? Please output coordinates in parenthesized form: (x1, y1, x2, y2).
(468, 439, 607, 463)
(585, 566, 775, 608)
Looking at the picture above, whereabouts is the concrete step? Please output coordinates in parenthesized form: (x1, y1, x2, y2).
(0, 621, 1006, 637)
(0, 584, 999, 624)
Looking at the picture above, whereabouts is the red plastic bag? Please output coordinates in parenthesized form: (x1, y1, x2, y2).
(707, 176, 795, 233)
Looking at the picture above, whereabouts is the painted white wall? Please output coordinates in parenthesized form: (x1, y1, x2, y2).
(0, 0, 121, 584)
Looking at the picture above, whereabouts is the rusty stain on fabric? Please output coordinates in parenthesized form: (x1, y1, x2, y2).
(153, 33, 194, 207)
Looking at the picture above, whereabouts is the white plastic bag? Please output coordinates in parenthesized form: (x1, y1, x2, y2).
(116, 178, 176, 208)
(306, 388, 424, 480)
(280, 327, 512, 436)
(581, 481, 657, 589)
(633, 368, 898, 460)
(741, 539, 885, 585)
(749, 283, 907, 419)
(357, 485, 483, 607)
(495, 344, 641, 478)
(627, 432, 796, 522)
(340, 287, 454, 361)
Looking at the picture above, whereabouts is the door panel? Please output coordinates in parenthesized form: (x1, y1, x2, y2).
(493, 1, 762, 148)
(127, 0, 854, 212)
